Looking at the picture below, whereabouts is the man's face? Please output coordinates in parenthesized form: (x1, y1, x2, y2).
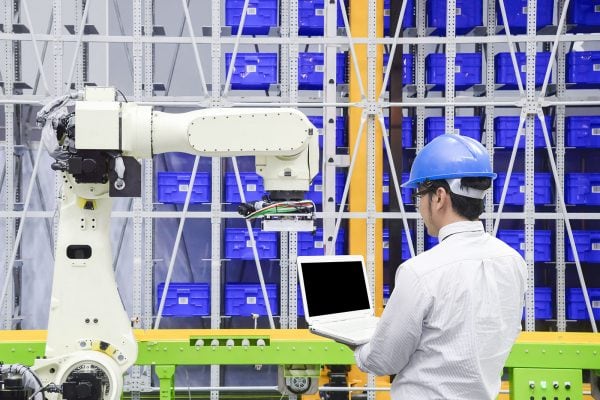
(416, 185, 438, 237)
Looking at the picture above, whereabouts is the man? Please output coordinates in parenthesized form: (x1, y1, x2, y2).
(354, 134, 527, 399)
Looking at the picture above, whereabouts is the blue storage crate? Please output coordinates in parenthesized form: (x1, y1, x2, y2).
(426, 53, 482, 89)
(224, 228, 278, 260)
(567, 51, 600, 87)
(522, 287, 553, 320)
(568, 0, 600, 31)
(427, 0, 483, 34)
(307, 115, 346, 148)
(384, 228, 414, 261)
(495, 52, 552, 88)
(567, 288, 600, 320)
(497, 0, 554, 33)
(383, 116, 412, 148)
(298, 52, 347, 90)
(383, 284, 390, 300)
(156, 282, 210, 317)
(566, 173, 600, 205)
(383, 53, 414, 86)
(298, 228, 345, 256)
(494, 116, 553, 148)
(225, 53, 278, 90)
(384, 0, 415, 35)
(224, 283, 279, 316)
(493, 173, 553, 205)
(567, 231, 600, 263)
(497, 230, 552, 262)
(225, 0, 278, 34)
(298, 0, 345, 36)
(426, 234, 438, 249)
(306, 172, 346, 205)
(225, 172, 265, 203)
(383, 173, 412, 205)
(566, 116, 600, 147)
(424, 117, 482, 142)
(157, 172, 211, 204)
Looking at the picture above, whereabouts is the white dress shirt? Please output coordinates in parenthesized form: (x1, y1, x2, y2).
(355, 220, 527, 400)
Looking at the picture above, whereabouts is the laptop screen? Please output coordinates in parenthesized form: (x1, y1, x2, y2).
(298, 256, 371, 317)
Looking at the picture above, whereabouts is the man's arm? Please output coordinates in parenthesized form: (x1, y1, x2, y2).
(354, 264, 432, 376)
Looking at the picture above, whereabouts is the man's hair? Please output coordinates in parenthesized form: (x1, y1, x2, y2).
(424, 177, 492, 220)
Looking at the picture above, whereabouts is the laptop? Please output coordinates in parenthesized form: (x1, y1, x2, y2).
(297, 254, 380, 346)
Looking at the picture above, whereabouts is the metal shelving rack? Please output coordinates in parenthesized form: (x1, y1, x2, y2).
(0, 0, 600, 397)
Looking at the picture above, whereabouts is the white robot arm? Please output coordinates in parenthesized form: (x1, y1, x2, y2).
(27, 87, 319, 400)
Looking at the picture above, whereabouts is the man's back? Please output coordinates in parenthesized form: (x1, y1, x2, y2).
(355, 221, 527, 400)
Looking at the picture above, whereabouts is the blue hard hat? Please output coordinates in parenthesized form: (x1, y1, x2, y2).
(402, 134, 497, 189)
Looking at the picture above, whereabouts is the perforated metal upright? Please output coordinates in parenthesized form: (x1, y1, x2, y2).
(484, 0, 496, 233)
(444, 0, 456, 133)
(414, 0, 426, 254)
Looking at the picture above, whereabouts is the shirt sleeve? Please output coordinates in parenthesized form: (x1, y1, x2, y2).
(354, 263, 432, 376)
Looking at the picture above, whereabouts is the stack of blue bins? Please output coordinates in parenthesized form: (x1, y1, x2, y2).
(494, 115, 553, 148)
(522, 287, 553, 320)
(298, 0, 345, 36)
(497, 230, 552, 262)
(495, 52, 552, 88)
(567, 51, 600, 87)
(224, 283, 279, 316)
(384, 116, 413, 147)
(426, 53, 482, 89)
(383, 0, 415, 35)
(424, 117, 482, 142)
(568, 0, 600, 32)
(497, 0, 554, 33)
(567, 231, 600, 262)
(566, 116, 600, 147)
(307, 115, 347, 148)
(224, 172, 265, 203)
(383, 173, 412, 206)
(427, 0, 482, 34)
(157, 172, 211, 204)
(493, 173, 553, 205)
(225, 0, 278, 34)
(225, 53, 278, 90)
(156, 282, 210, 317)
(298, 52, 347, 90)
(298, 228, 346, 256)
(383, 53, 414, 86)
(567, 288, 600, 320)
(224, 228, 278, 260)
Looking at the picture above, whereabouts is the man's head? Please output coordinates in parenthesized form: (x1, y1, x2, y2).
(402, 134, 496, 237)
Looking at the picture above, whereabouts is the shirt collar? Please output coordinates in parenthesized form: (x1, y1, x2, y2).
(437, 220, 485, 242)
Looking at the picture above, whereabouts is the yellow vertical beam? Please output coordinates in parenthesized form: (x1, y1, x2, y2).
(348, 0, 384, 315)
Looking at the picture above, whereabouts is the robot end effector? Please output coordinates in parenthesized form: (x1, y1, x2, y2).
(41, 87, 320, 203)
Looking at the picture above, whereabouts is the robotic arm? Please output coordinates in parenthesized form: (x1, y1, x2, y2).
(21, 87, 319, 400)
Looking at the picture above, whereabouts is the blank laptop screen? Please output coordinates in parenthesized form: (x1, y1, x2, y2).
(300, 259, 371, 317)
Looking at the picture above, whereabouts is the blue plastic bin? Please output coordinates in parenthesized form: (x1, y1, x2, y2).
(567, 288, 600, 320)
(383, 53, 414, 86)
(225, 0, 278, 34)
(224, 283, 279, 316)
(566, 116, 600, 147)
(493, 173, 553, 205)
(298, 228, 345, 256)
(383, 173, 412, 206)
(427, 0, 483, 34)
(495, 52, 552, 88)
(384, 0, 415, 35)
(225, 53, 278, 90)
(225, 172, 265, 203)
(567, 231, 600, 263)
(156, 282, 210, 317)
(567, 51, 600, 87)
(383, 284, 390, 300)
(157, 172, 211, 204)
(522, 287, 553, 320)
(306, 172, 346, 205)
(384, 116, 413, 148)
(307, 115, 346, 148)
(568, 0, 600, 31)
(494, 116, 553, 148)
(497, 0, 554, 33)
(298, 52, 347, 90)
(298, 0, 345, 36)
(426, 53, 482, 89)
(566, 174, 600, 205)
(497, 230, 552, 262)
(424, 117, 482, 142)
(224, 228, 278, 260)
(383, 228, 414, 261)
